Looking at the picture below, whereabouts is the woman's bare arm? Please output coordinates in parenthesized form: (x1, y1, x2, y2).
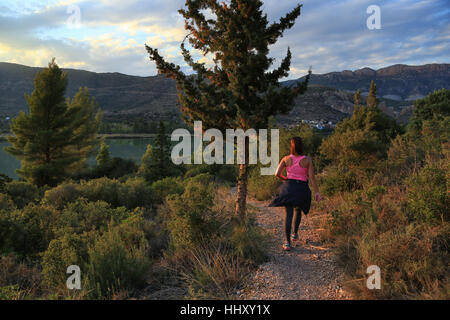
(307, 157, 322, 201)
(275, 157, 288, 180)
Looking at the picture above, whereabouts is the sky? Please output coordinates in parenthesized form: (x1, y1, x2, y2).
(0, 0, 449, 79)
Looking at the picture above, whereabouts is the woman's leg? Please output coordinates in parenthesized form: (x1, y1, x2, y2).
(293, 207, 302, 235)
(284, 206, 294, 244)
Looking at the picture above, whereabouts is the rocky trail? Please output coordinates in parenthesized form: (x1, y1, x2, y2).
(238, 197, 352, 300)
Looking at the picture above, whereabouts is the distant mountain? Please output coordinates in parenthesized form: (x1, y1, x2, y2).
(0, 62, 178, 118)
(1, 62, 448, 124)
(287, 63, 450, 101)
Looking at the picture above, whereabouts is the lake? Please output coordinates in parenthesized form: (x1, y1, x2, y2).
(0, 138, 154, 179)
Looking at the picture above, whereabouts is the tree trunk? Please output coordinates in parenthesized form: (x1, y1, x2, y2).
(235, 136, 250, 225)
(235, 163, 249, 225)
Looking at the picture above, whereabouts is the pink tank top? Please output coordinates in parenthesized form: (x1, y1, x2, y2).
(286, 155, 308, 182)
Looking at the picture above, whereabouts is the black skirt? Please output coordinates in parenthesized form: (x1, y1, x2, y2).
(268, 179, 312, 215)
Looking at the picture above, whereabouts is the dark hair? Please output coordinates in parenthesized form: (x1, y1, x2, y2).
(290, 137, 304, 155)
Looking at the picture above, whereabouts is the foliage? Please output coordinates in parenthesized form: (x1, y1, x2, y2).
(43, 177, 154, 210)
(3, 181, 39, 209)
(408, 88, 450, 138)
(96, 139, 111, 168)
(0, 174, 12, 193)
(406, 163, 449, 225)
(151, 177, 185, 204)
(138, 121, 181, 183)
(5, 60, 102, 187)
(319, 89, 450, 299)
(320, 85, 402, 169)
(146, 0, 311, 221)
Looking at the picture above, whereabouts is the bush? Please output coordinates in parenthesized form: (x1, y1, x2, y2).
(248, 166, 280, 201)
(41, 232, 91, 295)
(230, 219, 269, 265)
(0, 174, 12, 193)
(151, 177, 185, 204)
(387, 135, 424, 179)
(165, 175, 217, 253)
(356, 224, 449, 299)
(0, 193, 15, 211)
(44, 177, 154, 210)
(184, 164, 238, 184)
(42, 208, 152, 299)
(118, 177, 154, 210)
(320, 166, 361, 196)
(4, 181, 39, 209)
(85, 223, 150, 299)
(3, 204, 58, 257)
(0, 254, 42, 299)
(42, 183, 80, 210)
(177, 242, 249, 299)
(57, 199, 132, 235)
(407, 165, 449, 224)
(80, 157, 139, 180)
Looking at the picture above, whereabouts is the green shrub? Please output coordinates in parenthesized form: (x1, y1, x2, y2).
(78, 177, 153, 210)
(4, 181, 39, 209)
(177, 242, 249, 299)
(42, 183, 80, 210)
(184, 164, 237, 183)
(230, 218, 269, 265)
(118, 177, 154, 209)
(88, 157, 139, 180)
(0, 193, 15, 211)
(77, 178, 122, 207)
(151, 177, 185, 204)
(387, 135, 424, 179)
(4, 204, 58, 257)
(0, 174, 12, 193)
(41, 232, 91, 293)
(85, 223, 150, 299)
(320, 167, 361, 196)
(407, 165, 449, 224)
(57, 199, 132, 235)
(166, 175, 217, 253)
(248, 166, 280, 201)
(42, 211, 152, 299)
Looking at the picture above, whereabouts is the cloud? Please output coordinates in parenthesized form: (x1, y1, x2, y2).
(0, 0, 448, 78)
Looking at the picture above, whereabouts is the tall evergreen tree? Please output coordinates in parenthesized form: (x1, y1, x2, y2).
(138, 121, 173, 182)
(5, 59, 102, 187)
(366, 80, 379, 109)
(320, 82, 402, 168)
(146, 0, 310, 222)
(96, 139, 111, 168)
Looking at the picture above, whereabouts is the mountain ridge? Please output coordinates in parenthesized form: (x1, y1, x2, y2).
(1, 62, 448, 124)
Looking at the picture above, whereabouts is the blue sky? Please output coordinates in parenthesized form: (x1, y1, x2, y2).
(0, 0, 448, 79)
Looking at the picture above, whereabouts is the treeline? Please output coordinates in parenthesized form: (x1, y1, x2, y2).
(250, 83, 449, 299)
(99, 115, 186, 135)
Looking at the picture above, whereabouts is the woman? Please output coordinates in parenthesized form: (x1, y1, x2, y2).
(269, 137, 322, 251)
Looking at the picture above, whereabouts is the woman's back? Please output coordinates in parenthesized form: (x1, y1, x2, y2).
(286, 154, 308, 182)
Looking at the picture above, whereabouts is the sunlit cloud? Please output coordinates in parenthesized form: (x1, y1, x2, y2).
(0, 0, 448, 78)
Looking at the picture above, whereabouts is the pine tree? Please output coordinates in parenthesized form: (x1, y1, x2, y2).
(146, 0, 310, 223)
(5, 59, 102, 187)
(366, 80, 379, 109)
(138, 121, 172, 182)
(96, 139, 111, 168)
(320, 82, 402, 168)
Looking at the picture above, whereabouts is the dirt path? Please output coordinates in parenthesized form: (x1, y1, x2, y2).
(239, 197, 352, 300)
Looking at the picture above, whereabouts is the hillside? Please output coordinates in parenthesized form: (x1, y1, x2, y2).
(287, 63, 450, 101)
(0, 62, 178, 117)
(1, 62, 448, 124)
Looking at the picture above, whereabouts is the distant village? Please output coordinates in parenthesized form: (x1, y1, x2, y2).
(279, 118, 337, 131)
